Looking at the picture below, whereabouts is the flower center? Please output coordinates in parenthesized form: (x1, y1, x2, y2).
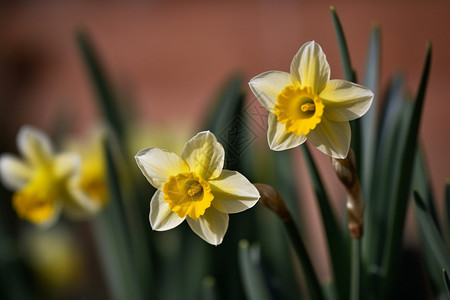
(274, 85, 324, 136)
(162, 172, 214, 219)
(12, 169, 58, 224)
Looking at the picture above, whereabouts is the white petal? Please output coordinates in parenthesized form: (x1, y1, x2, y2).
(290, 41, 330, 93)
(0, 154, 32, 190)
(320, 80, 374, 121)
(210, 170, 259, 214)
(18, 126, 53, 167)
(248, 71, 293, 113)
(267, 113, 306, 151)
(135, 147, 189, 189)
(308, 118, 350, 159)
(53, 153, 80, 180)
(186, 208, 229, 246)
(181, 131, 224, 180)
(150, 190, 185, 231)
(64, 177, 102, 219)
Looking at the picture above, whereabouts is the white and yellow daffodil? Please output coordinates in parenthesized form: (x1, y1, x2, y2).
(0, 126, 80, 226)
(249, 41, 374, 158)
(64, 129, 108, 219)
(135, 131, 260, 245)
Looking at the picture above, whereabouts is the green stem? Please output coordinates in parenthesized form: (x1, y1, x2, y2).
(350, 239, 361, 300)
(283, 219, 324, 300)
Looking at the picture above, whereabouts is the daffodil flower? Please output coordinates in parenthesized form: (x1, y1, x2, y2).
(0, 126, 80, 226)
(249, 41, 374, 158)
(64, 129, 108, 219)
(135, 131, 260, 245)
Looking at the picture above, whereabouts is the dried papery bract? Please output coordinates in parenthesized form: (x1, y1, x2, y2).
(331, 148, 364, 238)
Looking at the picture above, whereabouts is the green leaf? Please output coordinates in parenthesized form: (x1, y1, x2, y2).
(446, 182, 450, 246)
(350, 240, 361, 300)
(330, 6, 361, 174)
(361, 24, 380, 193)
(302, 146, 349, 300)
(203, 74, 251, 175)
(201, 276, 220, 300)
(382, 43, 432, 296)
(412, 149, 445, 295)
(330, 6, 356, 82)
(274, 151, 300, 223)
(181, 237, 212, 300)
(238, 240, 272, 300)
(414, 192, 450, 286)
(264, 151, 303, 299)
(362, 75, 407, 273)
(443, 269, 450, 297)
(283, 219, 325, 300)
(75, 30, 126, 142)
(92, 137, 144, 300)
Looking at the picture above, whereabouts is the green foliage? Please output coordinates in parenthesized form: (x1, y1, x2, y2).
(238, 240, 272, 300)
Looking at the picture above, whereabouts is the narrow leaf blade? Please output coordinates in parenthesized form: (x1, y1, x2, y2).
(302, 146, 349, 300)
(382, 44, 432, 296)
(414, 192, 450, 277)
(75, 30, 126, 141)
(238, 240, 272, 300)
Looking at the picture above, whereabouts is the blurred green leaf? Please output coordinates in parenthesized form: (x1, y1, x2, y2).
(382, 44, 432, 296)
(201, 276, 220, 300)
(350, 240, 361, 300)
(75, 30, 126, 142)
(238, 240, 272, 300)
(363, 75, 407, 274)
(204, 74, 254, 176)
(76, 30, 154, 299)
(181, 237, 212, 300)
(283, 218, 325, 300)
(256, 206, 300, 300)
(412, 149, 440, 231)
(274, 151, 300, 223)
(257, 151, 302, 300)
(443, 269, 450, 297)
(92, 137, 143, 300)
(302, 145, 349, 300)
(414, 192, 450, 289)
(412, 149, 445, 295)
(205, 75, 243, 131)
(361, 24, 380, 193)
(446, 182, 450, 246)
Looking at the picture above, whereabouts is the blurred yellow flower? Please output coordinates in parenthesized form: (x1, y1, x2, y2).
(64, 129, 108, 218)
(135, 131, 260, 245)
(249, 41, 374, 158)
(0, 126, 105, 226)
(0, 126, 79, 226)
(21, 227, 84, 294)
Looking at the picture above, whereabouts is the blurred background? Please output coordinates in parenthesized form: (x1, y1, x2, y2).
(0, 0, 449, 299)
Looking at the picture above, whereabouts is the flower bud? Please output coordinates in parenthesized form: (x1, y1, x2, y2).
(254, 183, 291, 222)
(331, 149, 364, 239)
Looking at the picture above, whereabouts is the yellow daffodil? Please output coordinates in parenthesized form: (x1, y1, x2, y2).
(63, 129, 108, 219)
(135, 131, 260, 245)
(249, 41, 374, 158)
(0, 126, 80, 226)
